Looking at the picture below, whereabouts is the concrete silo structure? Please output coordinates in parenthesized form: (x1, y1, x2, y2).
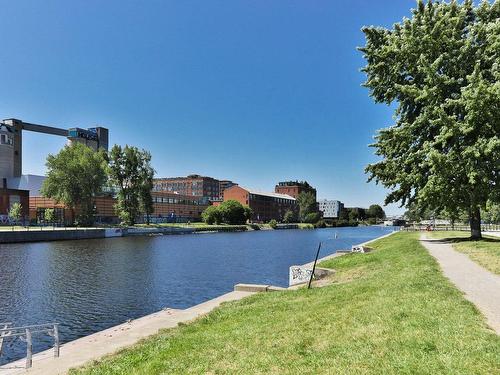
(0, 118, 109, 179)
(0, 118, 109, 221)
(0, 124, 15, 179)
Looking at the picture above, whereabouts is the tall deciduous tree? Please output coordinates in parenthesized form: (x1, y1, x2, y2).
(108, 145, 154, 225)
(201, 206, 222, 225)
(367, 204, 385, 220)
(360, 0, 500, 239)
(296, 192, 317, 222)
(483, 202, 500, 224)
(138, 151, 155, 225)
(41, 143, 107, 226)
(219, 200, 248, 225)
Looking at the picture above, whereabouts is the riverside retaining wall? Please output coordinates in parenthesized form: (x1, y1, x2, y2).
(0, 229, 107, 243)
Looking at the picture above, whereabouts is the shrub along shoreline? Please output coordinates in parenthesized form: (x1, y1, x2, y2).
(72, 232, 499, 374)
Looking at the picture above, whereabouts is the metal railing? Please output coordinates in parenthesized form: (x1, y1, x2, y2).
(0, 226, 104, 232)
(403, 224, 500, 232)
(0, 322, 59, 369)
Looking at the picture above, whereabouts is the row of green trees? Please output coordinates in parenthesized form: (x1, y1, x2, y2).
(405, 201, 500, 225)
(339, 205, 386, 222)
(201, 200, 252, 225)
(41, 142, 154, 226)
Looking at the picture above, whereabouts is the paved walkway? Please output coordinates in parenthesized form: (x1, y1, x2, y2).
(484, 231, 500, 238)
(420, 235, 500, 334)
(0, 290, 255, 375)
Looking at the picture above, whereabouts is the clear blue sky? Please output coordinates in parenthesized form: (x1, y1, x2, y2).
(0, 0, 417, 215)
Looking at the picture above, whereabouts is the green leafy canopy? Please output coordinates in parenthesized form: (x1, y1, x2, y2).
(41, 142, 108, 225)
(360, 0, 500, 236)
(108, 145, 155, 226)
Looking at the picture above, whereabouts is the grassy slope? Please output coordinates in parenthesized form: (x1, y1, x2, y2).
(72, 232, 499, 374)
(429, 231, 500, 275)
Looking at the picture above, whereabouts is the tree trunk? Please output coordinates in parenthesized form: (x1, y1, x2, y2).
(470, 206, 482, 239)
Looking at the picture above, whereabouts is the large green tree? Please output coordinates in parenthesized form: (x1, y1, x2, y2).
(367, 204, 386, 220)
(138, 152, 155, 225)
(201, 206, 222, 225)
(219, 200, 248, 225)
(201, 200, 250, 225)
(108, 145, 155, 226)
(41, 143, 107, 226)
(296, 192, 317, 222)
(360, 0, 500, 239)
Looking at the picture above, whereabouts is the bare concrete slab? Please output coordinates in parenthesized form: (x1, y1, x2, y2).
(420, 235, 500, 334)
(0, 291, 254, 375)
(234, 284, 270, 292)
(233, 284, 288, 292)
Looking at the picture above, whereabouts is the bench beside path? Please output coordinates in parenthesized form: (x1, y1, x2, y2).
(420, 234, 500, 334)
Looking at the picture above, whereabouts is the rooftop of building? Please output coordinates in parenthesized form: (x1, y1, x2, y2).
(276, 180, 314, 189)
(154, 174, 219, 181)
(7, 174, 46, 196)
(236, 186, 295, 201)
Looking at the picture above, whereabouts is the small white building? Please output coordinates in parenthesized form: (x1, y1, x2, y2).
(318, 199, 342, 219)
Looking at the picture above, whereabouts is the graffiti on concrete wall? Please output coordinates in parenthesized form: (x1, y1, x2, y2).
(289, 266, 313, 286)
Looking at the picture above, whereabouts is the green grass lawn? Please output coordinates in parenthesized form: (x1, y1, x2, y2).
(429, 231, 500, 275)
(71, 232, 499, 374)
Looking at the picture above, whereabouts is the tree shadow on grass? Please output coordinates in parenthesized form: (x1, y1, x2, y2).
(431, 236, 500, 244)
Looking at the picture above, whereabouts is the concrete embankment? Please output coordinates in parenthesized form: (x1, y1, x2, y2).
(0, 285, 275, 375)
(0, 225, 245, 244)
(0, 225, 250, 244)
(0, 223, 392, 244)
(0, 230, 397, 373)
(0, 228, 108, 243)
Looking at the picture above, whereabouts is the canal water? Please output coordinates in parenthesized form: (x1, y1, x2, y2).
(0, 226, 394, 364)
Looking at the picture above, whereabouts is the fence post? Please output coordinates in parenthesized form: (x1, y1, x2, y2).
(53, 324, 60, 357)
(25, 329, 32, 369)
(308, 242, 322, 289)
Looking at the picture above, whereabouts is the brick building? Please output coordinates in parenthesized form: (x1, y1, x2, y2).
(30, 191, 209, 224)
(223, 185, 296, 222)
(275, 180, 317, 200)
(0, 186, 29, 223)
(153, 175, 220, 202)
(218, 180, 237, 199)
(150, 191, 209, 222)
